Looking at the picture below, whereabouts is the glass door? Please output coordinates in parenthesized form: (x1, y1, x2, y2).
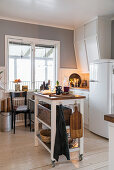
(8, 41, 32, 90)
(34, 45, 56, 89)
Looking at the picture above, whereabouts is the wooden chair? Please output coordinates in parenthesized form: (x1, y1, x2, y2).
(10, 92, 31, 134)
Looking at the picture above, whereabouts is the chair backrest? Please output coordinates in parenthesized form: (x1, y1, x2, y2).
(10, 92, 27, 111)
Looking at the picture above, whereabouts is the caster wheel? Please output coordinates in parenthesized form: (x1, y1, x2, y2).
(79, 154, 83, 161)
(51, 160, 55, 167)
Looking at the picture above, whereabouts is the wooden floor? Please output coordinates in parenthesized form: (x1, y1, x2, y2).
(0, 126, 109, 170)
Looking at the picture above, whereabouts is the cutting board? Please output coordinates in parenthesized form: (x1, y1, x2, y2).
(49, 93, 75, 98)
(70, 106, 83, 139)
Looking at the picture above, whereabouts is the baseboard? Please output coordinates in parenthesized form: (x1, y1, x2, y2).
(84, 123, 89, 130)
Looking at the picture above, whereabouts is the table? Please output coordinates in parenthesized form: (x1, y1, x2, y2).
(34, 93, 85, 166)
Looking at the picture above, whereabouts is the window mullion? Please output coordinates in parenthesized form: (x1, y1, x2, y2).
(45, 49, 48, 82)
(31, 44, 35, 90)
(14, 58, 17, 80)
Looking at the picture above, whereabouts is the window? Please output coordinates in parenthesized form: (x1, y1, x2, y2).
(35, 45, 56, 89)
(9, 42, 32, 90)
(6, 36, 59, 90)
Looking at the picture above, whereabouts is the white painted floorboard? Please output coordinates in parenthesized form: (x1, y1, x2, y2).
(0, 127, 109, 170)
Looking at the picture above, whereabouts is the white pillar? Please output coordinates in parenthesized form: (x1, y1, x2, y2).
(109, 122, 114, 170)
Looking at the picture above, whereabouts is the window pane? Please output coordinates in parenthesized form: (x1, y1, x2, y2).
(47, 60, 53, 81)
(35, 60, 45, 81)
(35, 60, 45, 89)
(17, 58, 31, 78)
(46, 48, 54, 58)
(35, 47, 45, 58)
(35, 46, 54, 58)
(9, 43, 31, 57)
(8, 42, 32, 90)
(35, 45, 55, 89)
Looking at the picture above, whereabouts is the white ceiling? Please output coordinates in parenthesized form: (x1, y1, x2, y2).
(0, 0, 114, 29)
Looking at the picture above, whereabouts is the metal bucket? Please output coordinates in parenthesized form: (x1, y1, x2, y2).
(0, 112, 11, 132)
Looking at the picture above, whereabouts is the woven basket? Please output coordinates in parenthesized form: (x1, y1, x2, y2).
(38, 103, 72, 126)
(40, 129, 51, 143)
(38, 104, 51, 126)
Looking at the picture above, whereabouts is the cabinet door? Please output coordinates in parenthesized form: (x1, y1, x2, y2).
(75, 26, 84, 42)
(85, 35, 100, 64)
(75, 40, 89, 73)
(85, 20, 97, 38)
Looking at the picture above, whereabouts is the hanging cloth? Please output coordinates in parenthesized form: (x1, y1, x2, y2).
(54, 105, 70, 161)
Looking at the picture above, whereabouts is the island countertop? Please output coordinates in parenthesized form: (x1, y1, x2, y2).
(34, 92, 86, 100)
(104, 114, 114, 123)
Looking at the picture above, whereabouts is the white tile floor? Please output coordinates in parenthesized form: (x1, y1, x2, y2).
(0, 127, 109, 170)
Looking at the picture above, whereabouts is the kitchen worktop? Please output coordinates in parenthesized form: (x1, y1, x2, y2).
(104, 114, 114, 123)
(34, 92, 86, 100)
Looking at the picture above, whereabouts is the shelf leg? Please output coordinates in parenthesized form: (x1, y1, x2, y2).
(35, 95, 39, 146)
(79, 154, 83, 161)
(79, 99, 84, 156)
(51, 160, 55, 167)
(51, 101, 56, 162)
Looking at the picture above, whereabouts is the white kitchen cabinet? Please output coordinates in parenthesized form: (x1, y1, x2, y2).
(85, 20, 97, 38)
(70, 89, 89, 129)
(85, 35, 99, 64)
(85, 17, 111, 64)
(75, 26, 84, 42)
(75, 40, 89, 73)
(74, 17, 111, 72)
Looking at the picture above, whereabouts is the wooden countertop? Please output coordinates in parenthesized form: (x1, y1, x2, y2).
(104, 114, 114, 123)
(34, 92, 86, 100)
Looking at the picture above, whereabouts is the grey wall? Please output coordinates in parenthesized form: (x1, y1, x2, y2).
(0, 19, 76, 68)
(112, 21, 114, 59)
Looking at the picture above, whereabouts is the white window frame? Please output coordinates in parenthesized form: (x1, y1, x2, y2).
(5, 35, 60, 91)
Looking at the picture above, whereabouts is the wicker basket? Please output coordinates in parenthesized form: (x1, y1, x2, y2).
(38, 104, 51, 126)
(40, 129, 51, 143)
(38, 103, 72, 126)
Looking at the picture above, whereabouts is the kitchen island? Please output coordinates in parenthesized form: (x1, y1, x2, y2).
(34, 93, 85, 166)
(104, 114, 114, 170)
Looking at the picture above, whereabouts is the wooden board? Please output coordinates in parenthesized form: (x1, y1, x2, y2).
(49, 93, 75, 98)
(40, 92, 56, 95)
(35, 92, 86, 100)
(104, 114, 114, 123)
(70, 106, 83, 139)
